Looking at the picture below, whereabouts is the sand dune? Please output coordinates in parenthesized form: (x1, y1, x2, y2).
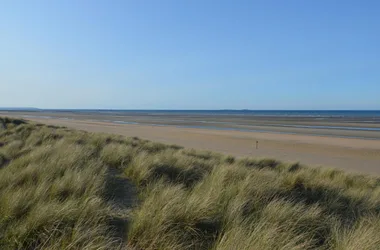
(6, 116, 380, 175)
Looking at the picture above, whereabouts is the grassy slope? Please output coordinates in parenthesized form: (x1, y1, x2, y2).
(1, 117, 380, 249)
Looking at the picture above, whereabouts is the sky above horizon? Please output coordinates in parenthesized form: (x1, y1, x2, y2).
(1, 1, 379, 110)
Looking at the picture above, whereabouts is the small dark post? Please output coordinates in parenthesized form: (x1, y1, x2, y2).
(256, 141, 258, 149)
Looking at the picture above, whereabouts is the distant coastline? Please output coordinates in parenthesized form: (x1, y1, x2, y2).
(1, 109, 380, 118)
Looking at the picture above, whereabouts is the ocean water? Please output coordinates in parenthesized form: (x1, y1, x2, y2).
(34, 109, 380, 118)
(6, 109, 379, 140)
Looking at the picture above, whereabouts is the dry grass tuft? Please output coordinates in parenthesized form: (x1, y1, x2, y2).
(1, 117, 380, 249)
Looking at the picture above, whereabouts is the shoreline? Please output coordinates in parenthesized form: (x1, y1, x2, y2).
(3, 114, 380, 175)
(2, 112, 380, 140)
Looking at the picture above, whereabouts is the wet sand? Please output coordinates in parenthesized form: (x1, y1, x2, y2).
(2, 111, 380, 175)
(3, 111, 380, 139)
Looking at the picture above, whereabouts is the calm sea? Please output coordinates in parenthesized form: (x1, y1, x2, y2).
(43, 110, 380, 118)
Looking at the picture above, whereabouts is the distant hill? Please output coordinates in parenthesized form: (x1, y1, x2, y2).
(0, 107, 40, 111)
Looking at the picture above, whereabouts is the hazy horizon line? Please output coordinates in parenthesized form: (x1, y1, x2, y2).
(1, 108, 380, 111)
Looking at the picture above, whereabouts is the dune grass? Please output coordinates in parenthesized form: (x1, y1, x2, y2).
(1, 117, 380, 249)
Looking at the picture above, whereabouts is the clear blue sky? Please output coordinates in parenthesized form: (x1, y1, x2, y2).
(1, 0, 379, 109)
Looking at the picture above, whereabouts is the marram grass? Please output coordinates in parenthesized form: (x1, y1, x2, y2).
(1, 117, 380, 249)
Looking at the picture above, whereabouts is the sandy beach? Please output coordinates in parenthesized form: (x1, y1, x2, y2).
(2, 111, 379, 175)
